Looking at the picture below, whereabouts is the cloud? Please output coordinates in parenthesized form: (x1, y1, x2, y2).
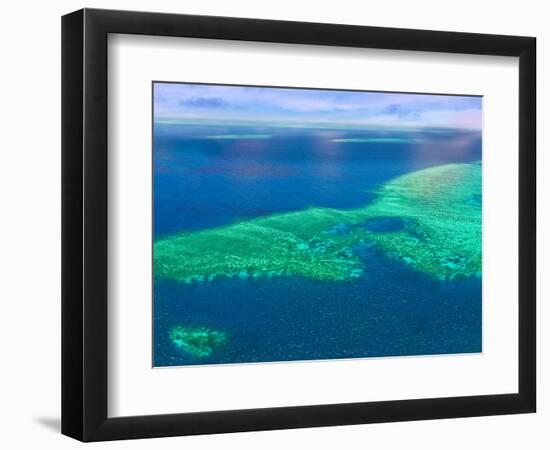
(178, 96, 229, 108)
(382, 104, 422, 120)
(153, 82, 482, 129)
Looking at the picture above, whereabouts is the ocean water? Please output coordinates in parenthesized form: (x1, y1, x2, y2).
(153, 124, 482, 367)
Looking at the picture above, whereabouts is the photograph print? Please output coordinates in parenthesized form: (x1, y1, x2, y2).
(152, 82, 482, 367)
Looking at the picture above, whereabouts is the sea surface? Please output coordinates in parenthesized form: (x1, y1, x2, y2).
(153, 124, 482, 367)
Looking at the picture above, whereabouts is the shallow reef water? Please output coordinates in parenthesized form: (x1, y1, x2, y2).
(154, 162, 481, 284)
(169, 325, 227, 358)
(361, 217, 407, 232)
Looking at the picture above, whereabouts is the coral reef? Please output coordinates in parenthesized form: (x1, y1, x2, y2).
(363, 162, 481, 279)
(169, 325, 227, 357)
(154, 162, 481, 282)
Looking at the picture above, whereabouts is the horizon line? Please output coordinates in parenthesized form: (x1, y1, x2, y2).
(153, 117, 482, 132)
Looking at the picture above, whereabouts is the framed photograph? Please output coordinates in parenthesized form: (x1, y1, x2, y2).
(61, 8, 536, 441)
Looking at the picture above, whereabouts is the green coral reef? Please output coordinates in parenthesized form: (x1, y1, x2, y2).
(154, 162, 481, 283)
(169, 325, 227, 357)
(365, 162, 481, 279)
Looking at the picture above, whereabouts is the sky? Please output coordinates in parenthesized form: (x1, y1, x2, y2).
(153, 82, 482, 130)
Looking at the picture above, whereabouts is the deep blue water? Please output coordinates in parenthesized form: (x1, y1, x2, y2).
(153, 124, 482, 367)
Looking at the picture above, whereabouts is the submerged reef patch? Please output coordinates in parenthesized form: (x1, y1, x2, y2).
(169, 325, 227, 358)
(154, 162, 481, 282)
(363, 162, 481, 280)
(362, 217, 407, 233)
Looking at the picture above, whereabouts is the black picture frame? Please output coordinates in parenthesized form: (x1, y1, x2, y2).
(62, 8, 536, 442)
